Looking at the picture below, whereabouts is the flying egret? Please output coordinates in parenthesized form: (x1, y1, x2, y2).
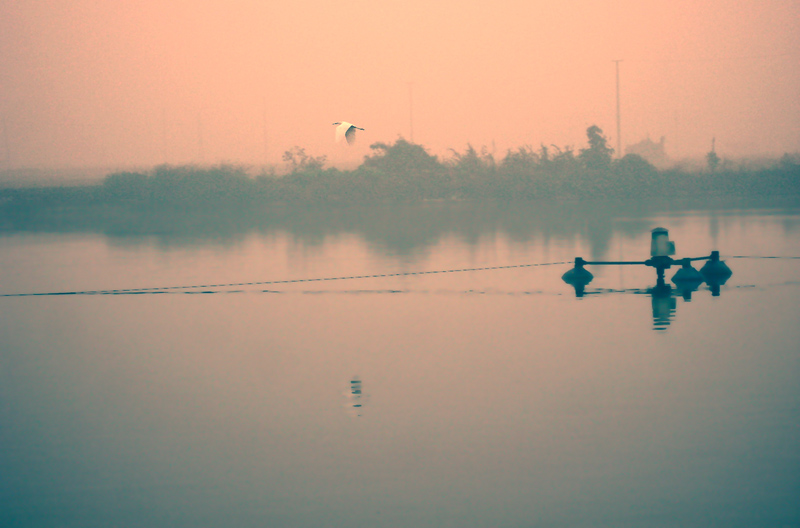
(332, 122, 364, 145)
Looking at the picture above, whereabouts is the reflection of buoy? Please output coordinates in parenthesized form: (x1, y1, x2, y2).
(671, 259, 704, 300)
(700, 251, 732, 283)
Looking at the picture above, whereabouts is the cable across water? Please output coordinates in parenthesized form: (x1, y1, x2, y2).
(1, 260, 570, 297)
(3, 254, 798, 298)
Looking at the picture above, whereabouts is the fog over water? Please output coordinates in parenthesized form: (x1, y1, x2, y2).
(1, 0, 799, 170)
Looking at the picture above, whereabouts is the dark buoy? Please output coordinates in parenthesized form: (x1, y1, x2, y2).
(562, 257, 593, 298)
(562, 257, 593, 286)
(700, 251, 732, 283)
(671, 259, 704, 286)
(671, 259, 704, 300)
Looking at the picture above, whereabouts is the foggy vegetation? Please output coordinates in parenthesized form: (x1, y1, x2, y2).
(1, 126, 798, 240)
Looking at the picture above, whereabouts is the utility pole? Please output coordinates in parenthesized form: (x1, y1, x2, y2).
(161, 108, 168, 164)
(1, 116, 10, 167)
(197, 112, 205, 163)
(262, 97, 269, 167)
(613, 60, 622, 158)
(408, 82, 414, 143)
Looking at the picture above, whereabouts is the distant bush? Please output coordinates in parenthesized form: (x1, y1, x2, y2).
(103, 171, 148, 200)
(358, 139, 448, 201)
(101, 164, 257, 207)
(282, 147, 327, 173)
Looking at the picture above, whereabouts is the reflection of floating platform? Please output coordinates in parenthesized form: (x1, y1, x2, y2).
(562, 228, 735, 328)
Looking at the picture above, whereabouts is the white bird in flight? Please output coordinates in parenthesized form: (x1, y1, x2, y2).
(332, 121, 364, 145)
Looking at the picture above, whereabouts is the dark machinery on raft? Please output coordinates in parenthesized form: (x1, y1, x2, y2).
(562, 227, 732, 298)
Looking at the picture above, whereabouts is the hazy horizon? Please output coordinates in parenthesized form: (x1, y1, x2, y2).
(1, 0, 799, 172)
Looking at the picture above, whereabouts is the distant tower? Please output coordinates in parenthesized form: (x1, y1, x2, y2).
(408, 82, 414, 143)
(706, 137, 720, 172)
(262, 97, 269, 166)
(161, 108, 168, 163)
(197, 112, 205, 163)
(613, 60, 622, 158)
(1, 116, 10, 168)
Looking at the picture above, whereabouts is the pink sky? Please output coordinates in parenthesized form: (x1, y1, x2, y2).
(1, 0, 798, 169)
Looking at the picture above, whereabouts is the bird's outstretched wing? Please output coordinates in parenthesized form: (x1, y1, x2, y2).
(334, 122, 351, 143)
(344, 125, 357, 145)
(334, 121, 363, 145)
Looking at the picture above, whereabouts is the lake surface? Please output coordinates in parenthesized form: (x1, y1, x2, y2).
(1, 198, 799, 528)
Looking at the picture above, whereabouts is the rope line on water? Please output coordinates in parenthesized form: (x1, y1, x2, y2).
(3, 254, 798, 298)
(727, 255, 800, 259)
(1, 261, 570, 297)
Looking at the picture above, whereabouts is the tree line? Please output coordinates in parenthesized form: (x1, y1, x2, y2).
(3, 126, 799, 212)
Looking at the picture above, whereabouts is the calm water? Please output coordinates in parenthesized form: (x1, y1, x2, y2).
(1, 199, 799, 528)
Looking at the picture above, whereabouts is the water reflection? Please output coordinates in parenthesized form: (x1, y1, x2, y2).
(564, 280, 735, 331)
(651, 283, 677, 330)
(562, 232, 740, 330)
(3, 196, 797, 258)
(650, 276, 733, 328)
(346, 376, 365, 417)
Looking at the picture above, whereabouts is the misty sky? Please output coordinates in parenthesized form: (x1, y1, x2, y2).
(1, 0, 798, 169)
